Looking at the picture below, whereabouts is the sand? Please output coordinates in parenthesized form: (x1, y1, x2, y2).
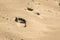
(0, 0, 60, 40)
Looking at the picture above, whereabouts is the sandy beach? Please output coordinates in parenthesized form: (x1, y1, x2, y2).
(0, 0, 60, 40)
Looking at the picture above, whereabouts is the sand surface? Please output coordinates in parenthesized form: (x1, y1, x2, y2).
(0, 0, 60, 40)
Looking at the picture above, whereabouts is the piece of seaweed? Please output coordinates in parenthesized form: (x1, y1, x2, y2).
(36, 12, 40, 15)
(27, 7, 33, 11)
(15, 17, 26, 27)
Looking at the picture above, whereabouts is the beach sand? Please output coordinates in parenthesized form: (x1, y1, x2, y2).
(0, 0, 60, 40)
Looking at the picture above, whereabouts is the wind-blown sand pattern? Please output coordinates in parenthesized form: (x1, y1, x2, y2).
(0, 0, 60, 40)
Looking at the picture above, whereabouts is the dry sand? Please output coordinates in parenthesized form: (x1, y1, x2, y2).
(0, 0, 60, 40)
